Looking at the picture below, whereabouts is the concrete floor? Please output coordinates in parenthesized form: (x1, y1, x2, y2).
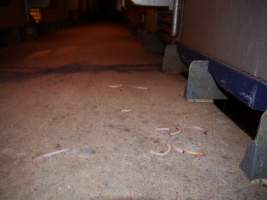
(0, 22, 161, 77)
(0, 23, 267, 200)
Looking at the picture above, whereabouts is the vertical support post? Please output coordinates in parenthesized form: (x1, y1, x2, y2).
(241, 111, 267, 180)
(171, 0, 179, 36)
(185, 60, 226, 102)
(162, 44, 186, 73)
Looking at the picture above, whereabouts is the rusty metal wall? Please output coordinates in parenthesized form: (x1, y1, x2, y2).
(180, 0, 267, 81)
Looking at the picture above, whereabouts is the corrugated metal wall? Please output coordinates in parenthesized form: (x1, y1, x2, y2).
(180, 0, 267, 81)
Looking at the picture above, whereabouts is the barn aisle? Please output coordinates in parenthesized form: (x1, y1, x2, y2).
(0, 22, 161, 80)
(0, 22, 266, 200)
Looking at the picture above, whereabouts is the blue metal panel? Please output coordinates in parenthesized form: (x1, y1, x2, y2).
(178, 45, 267, 112)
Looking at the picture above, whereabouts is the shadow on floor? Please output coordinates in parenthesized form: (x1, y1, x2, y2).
(180, 62, 263, 139)
(0, 63, 161, 83)
(215, 97, 263, 139)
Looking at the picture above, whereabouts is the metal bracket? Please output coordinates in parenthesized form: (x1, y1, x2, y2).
(162, 45, 186, 73)
(241, 111, 267, 180)
(185, 60, 227, 102)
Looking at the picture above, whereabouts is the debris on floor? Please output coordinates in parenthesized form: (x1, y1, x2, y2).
(109, 84, 123, 89)
(170, 127, 182, 136)
(156, 127, 182, 136)
(150, 143, 205, 158)
(34, 146, 96, 161)
(121, 109, 132, 113)
(131, 86, 148, 90)
(173, 146, 206, 158)
(150, 144, 171, 156)
(33, 149, 70, 161)
(189, 126, 204, 131)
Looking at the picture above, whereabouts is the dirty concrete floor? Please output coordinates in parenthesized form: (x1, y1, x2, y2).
(0, 22, 161, 73)
(0, 23, 267, 200)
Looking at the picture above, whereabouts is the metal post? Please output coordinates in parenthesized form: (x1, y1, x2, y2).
(162, 45, 186, 72)
(171, 0, 179, 36)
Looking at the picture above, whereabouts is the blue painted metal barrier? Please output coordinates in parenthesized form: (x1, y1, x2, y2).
(178, 44, 267, 112)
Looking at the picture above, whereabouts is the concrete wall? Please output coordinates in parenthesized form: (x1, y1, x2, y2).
(0, 0, 25, 29)
(180, 0, 267, 81)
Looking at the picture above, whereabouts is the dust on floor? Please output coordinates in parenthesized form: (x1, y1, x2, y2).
(0, 70, 266, 200)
